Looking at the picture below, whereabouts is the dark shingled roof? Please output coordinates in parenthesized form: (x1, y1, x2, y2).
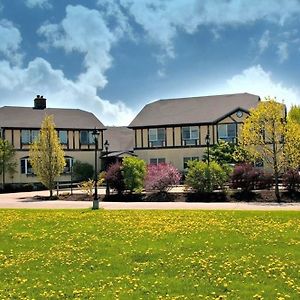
(129, 93, 260, 128)
(0, 106, 105, 129)
(103, 126, 134, 152)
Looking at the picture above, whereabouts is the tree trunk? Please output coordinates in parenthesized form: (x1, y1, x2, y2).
(2, 164, 5, 191)
(272, 141, 281, 202)
(274, 169, 280, 202)
(50, 189, 53, 199)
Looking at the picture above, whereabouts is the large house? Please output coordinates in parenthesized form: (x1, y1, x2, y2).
(0, 95, 105, 186)
(129, 93, 260, 171)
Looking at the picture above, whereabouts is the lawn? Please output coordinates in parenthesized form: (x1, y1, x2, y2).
(0, 210, 299, 299)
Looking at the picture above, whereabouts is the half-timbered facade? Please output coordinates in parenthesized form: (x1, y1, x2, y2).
(0, 95, 105, 185)
(129, 93, 260, 171)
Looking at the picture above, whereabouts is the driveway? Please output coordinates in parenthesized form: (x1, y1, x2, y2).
(0, 189, 300, 210)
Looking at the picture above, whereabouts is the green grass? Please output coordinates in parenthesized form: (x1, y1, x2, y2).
(0, 210, 299, 299)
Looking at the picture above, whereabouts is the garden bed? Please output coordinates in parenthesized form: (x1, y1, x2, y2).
(58, 190, 300, 203)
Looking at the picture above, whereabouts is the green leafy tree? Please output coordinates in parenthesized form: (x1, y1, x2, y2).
(288, 105, 300, 124)
(203, 140, 236, 165)
(240, 97, 300, 201)
(185, 160, 228, 193)
(72, 160, 94, 181)
(0, 138, 17, 190)
(29, 115, 65, 198)
(122, 157, 146, 193)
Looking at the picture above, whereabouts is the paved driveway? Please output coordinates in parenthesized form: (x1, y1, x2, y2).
(0, 190, 300, 210)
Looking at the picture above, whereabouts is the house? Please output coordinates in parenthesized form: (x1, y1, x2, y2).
(0, 95, 105, 186)
(129, 93, 260, 171)
(102, 126, 135, 169)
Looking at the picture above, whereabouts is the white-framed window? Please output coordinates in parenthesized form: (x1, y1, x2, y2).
(150, 158, 166, 165)
(183, 157, 199, 169)
(182, 126, 199, 145)
(149, 128, 165, 147)
(80, 131, 94, 144)
(218, 124, 236, 143)
(21, 130, 39, 144)
(59, 130, 68, 144)
(64, 157, 74, 173)
(20, 158, 33, 175)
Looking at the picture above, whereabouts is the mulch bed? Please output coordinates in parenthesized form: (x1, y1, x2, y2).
(56, 190, 300, 203)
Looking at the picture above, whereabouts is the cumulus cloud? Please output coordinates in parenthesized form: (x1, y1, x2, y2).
(25, 0, 52, 9)
(38, 5, 118, 88)
(0, 19, 22, 64)
(225, 65, 300, 108)
(0, 58, 135, 125)
(0, 5, 135, 125)
(118, 0, 300, 59)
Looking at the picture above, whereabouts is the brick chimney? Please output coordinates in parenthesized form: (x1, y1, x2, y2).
(33, 95, 46, 110)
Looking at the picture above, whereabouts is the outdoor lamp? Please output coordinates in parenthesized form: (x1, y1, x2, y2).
(92, 128, 100, 210)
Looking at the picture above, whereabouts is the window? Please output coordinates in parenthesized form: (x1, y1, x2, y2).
(20, 158, 33, 175)
(150, 158, 166, 165)
(21, 130, 39, 144)
(64, 157, 73, 173)
(182, 126, 199, 145)
(218, 124, 236, 143)
(59, 131, 68, 144)
(149, 128, 165, 147)
(183, 157, 199, 169)
(80, 131, 94, 144)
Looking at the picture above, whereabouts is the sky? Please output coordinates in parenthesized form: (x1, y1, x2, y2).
(0, 0, 300, 126)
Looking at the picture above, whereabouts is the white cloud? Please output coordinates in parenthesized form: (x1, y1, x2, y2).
(0, 58, 135, 125)
(119, 0, 300, 59)
(0, 5, 135, 125)
(225, 65, 300, 108)
(25, 0, 51, 9)
(38, 5, 118, 89)
(0, 19, 22, 64)
(277, 42, 289, 63)
(258, 30, 270, 54)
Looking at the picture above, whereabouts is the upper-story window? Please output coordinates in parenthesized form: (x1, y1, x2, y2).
(21, 130, 39, 144)
(182, 126, 199, 145)
(149, 128, 165, 147)
(80, 131, 94, 145)
(58, 130, 68, 144)
(218, 124, 236, 143)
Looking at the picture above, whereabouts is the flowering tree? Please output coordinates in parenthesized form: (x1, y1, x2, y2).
(145, 163, 181, 192)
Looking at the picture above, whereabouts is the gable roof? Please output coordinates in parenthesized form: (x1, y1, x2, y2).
(0, 106, 105, 130)
(103, 126, 134, 152)
(129, 93, 260, 128)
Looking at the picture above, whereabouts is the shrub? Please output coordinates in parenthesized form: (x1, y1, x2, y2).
(230, 163, 273, 191)
(105, 162, 125, 194)
(72, 161, 94, 181)
(145, 163, 181, 192)
(185, 160, 228, 193)
(79, 179, 94, 196)
(282, 169, 300, 192)
(122, 157, 146, 193)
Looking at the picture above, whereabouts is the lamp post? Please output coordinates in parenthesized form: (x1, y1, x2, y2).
(104, 139, 110, 197)
(92, 128, 100, 210)
(205, 134, 210, 166)
(205, 133, 211, 192)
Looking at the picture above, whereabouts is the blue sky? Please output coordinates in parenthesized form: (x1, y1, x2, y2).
(0, 0, 300, 125)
